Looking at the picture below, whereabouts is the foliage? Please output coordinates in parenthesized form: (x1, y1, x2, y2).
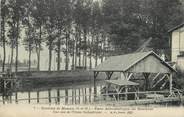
(1, 0, 184, 71)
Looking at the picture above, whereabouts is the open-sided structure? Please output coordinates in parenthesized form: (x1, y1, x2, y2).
(93, 51, 176, 99)
(104, 80, 139, 100)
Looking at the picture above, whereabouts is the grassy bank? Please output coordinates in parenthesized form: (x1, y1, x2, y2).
(16, 70, 105, 91)
(13, 70, 184, 92)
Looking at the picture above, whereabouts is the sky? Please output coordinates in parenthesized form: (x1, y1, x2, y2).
(0, 44, 102, 71)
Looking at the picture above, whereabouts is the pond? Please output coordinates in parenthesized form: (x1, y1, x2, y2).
(0, 79, 183, 106)
(0, 80, 105, 105)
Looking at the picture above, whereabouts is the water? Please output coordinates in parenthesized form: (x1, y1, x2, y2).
(0, 80, 183, 106)
(0, 80, 105, 105)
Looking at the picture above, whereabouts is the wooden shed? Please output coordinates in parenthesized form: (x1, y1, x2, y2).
(93, 51, 176, 97)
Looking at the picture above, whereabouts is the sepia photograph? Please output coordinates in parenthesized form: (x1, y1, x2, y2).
(0, 0, 184, 117)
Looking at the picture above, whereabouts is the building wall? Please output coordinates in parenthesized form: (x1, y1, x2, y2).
(177, 56, 184, 73)
(128, 55, 171, 73)
(171, 26, 184, 62)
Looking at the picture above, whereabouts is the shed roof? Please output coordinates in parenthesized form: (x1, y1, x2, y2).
(168, 23, 184, 33)
(94, 51, 176, 73)
(105, 80, 139, 86)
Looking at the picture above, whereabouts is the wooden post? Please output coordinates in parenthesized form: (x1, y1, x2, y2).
(10, 80, 13, 90)
(15, 91, 18, 104)
(57, 89, 60, 104)
(105, 71, 114, 101)
(169, 74, 173, 95)
(143, 73, 150, 91)
(72, 88, 74, 104)
(10, 95, 12, 103)
(117, 88, 122, 99)
(74, 89, 76, 104)
(2, 95, 5, 104)
(82, 88, 84, 103)
(106, 83, 108, 100)
(78, 89, 80, 104)
(134, 92, 137, 100)
(94, 80, 96, 98)
(37, 91, 39, 103)
(65, 89, 68, 104)
(3, 80, 6, 90)
(125, 86, 128, 100)
(28, 91, 31, 104)
(137, 87, 139, 100)
(84, 88, 87, 103)
(48, 89, 51, 104)
(94, 72, 97, 99)
(89, 87, 91, 103)
(117, 86, 121, 101)
(94, 71, 99, 100)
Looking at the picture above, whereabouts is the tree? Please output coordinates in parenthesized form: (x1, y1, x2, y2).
(1, 0, 8, 72)
(2, 0, 183, 72)
(7, 13, 16, 71)
(21, 0, 36, 71)
(7, 0, 26, 72)
(103, 0, 143, 54)
(31, 0, 47, 71)
(63, 2, 72, 71)
(80, 0, 92, 68)
(101, 0, 184, 56)
(45, 0, 58, 71)
(145, 0, 184, 55)
(54, 0, 72, 71)
(73, 0, 84, 68)
(23, 25, 36, 71)
(73, 0, 93, 69)
(91, 1, 104, 67)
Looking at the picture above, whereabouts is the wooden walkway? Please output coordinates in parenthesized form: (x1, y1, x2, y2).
(95, 96, 184, 106)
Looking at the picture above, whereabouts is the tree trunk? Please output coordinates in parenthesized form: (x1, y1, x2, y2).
(2, 19, 6, 72)
(1, 0, 6, 72)
(74, 27, 78, 69)
(84, 30, 87, 69)
(15, 21, 19, 73)
(82, 53, 85, 67)
(28, 48, 31, 72)
(95, 35, 99, 67)
(36, 48, 40, 71)
(101, 34, 104, 63)
(57, 39, 61, 71)
(28, 15, 31, 72)
(10, 46, 14, 71)
(72, 36, 75, 70)
(78, 30, 81, 67)
(10, 21, 16, 72)
(48, 44, 52, 71)
(65, 31, 69, 71)
(2, 35, 6, 72)
(89, 34, 94, 69)
(36, 26, 42, 71)
(15, 39, 18, 72)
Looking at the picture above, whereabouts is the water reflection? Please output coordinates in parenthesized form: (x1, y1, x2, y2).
(0, 80, 104, 105)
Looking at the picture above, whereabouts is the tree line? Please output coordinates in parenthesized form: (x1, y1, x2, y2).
(0, 0, 183, 72)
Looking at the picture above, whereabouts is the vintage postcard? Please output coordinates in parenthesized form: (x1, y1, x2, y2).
(0, 0, 184, 117)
